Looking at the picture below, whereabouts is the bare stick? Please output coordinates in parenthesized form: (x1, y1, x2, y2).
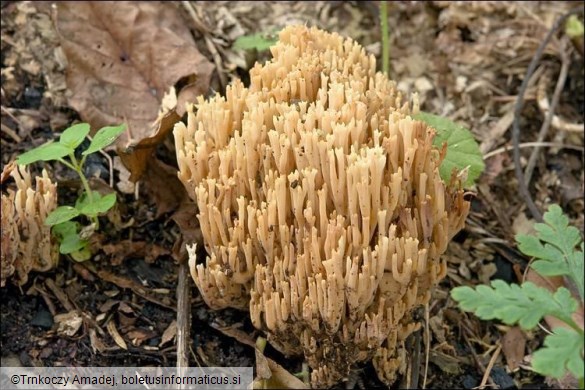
(176, 259, 191, 370)
(524, 39, 570, 186)
(479, 344, 502, 389)
(512, 6, 584, 222)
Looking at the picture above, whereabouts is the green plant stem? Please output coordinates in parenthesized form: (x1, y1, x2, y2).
(380, 1, 389, 76)
(67, 153, 93, 203)
(57, 157, 77, 172)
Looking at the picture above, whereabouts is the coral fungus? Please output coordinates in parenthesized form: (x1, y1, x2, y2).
(1, 164, 59, 286)
(175, 25, 470, 387)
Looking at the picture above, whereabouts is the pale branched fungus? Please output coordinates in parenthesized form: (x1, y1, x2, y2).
(1, 164, 59, 286)
(175, 25, 470, 387)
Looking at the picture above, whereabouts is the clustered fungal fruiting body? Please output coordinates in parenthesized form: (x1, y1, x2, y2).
(1, 164, 59, 286)
(174, 25, 470, 387)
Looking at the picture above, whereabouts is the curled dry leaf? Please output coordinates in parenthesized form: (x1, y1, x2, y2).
(501, 326, 526, 372)
(106, 319, 128, 350)
(54, 1, 214, 180)
(159, 320, 177, 347)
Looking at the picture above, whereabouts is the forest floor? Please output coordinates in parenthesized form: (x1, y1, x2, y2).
(1, 1, 583, 389)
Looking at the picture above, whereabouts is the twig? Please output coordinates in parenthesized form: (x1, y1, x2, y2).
(483, 141, 583, 160)
(524, 40, 571, 186)
(176, 259, 191, 370)
(1, 123, 22, 142)
(181, 1, 211, 35)
(463, 331, 498, 389)
(422, 302, 430, 389)
(45, 278, 76, 312)
(479, 344, 502, 389)
(512, 6, 584, 222)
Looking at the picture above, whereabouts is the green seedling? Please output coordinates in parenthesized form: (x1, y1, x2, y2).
(234, 31, 278, 52)
(16, 123, 126, 261)
(452, 205, 584, 387)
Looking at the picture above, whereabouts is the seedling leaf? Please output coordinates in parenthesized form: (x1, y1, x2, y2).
(59, 123, 90, 149)
(70, 246, 92, 262)
(52, 221, 77, 238)
(59, 232, 88, 254)
(16, 143, 73, 165)
(78, 193, 116, 216)
(413, 111, 484, 187)
(45, 206, 80, 226)
(83, 124, 126, 155)
(234, 32, 278, 51)
(532, 328, 584, 380)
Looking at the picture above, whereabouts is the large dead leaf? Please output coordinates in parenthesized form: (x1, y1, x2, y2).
(54, 1, 214, 178)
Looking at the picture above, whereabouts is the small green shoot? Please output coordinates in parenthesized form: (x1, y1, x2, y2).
(413, 112, 485, 187)
(451, 204, 584, 386)
(234, 32, 278, 52)
(16, 123, 126, 261)
(565, 15, 584, 38)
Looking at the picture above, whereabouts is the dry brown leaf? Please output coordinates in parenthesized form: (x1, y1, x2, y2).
(102, 239, 170, 265)
(142, 158, 187, 217)
(253, 355, 308, 389)
(159, 320, 177, 347)
(171, 200, 202, 261)
(54, 1, 214, 173)
(118, 109, 181, 182)
(126, 328, 157, 346)
(54, 310, 83, 337)
(501, 326, 526, 371)
(106, 319, 127, 350)
(89, 328, 107, 353)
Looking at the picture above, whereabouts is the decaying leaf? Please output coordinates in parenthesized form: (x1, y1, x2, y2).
(501, 326, 526, 371)
(102, 239, 171, 265)
(159, 320, 177, 347)
(54, 1, 214, 178)
(106, 319, 128, 350)
(118, 109, 181, 182)
(142, 158, 187, 217)
(253, 355, 308, 389)
(89, 328, 107, 353)
(126, 328, 157, 346)
(54, 310, 83, 337)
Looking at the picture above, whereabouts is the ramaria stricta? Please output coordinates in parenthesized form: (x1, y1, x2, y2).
(174, 25, 470, 387)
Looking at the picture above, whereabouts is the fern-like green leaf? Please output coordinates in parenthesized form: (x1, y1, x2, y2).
(451, 280, 578, 330)
(413, 111, 484, 187)
(515, 204, 584, 301)
(532, 328, 584, 380)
